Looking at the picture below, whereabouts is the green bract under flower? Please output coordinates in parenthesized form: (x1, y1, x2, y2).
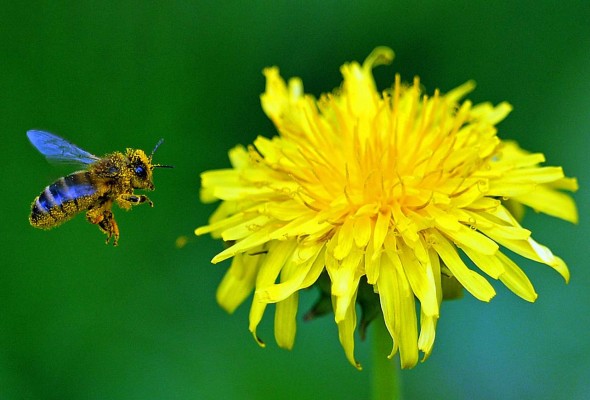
(196, 47, 578, 369)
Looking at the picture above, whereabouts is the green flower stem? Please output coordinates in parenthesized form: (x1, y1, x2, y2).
(371, 317, 401, 400)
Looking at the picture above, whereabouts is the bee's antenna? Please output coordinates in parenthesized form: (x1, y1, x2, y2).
(150, 138, 165, 160)
(149, 138, 174, 168)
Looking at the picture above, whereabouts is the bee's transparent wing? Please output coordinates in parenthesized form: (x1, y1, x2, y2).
(27, 130, 100, 165)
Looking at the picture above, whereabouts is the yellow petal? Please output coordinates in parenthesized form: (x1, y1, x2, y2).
(429, 207, 499, 255)
(373, 209, 391, 257)
(249, 240, 298, 344)
(483, 228, 570, 283)
(216, 252, 263, 313)
(333, 289, 361, 370)
(221, 215, 272, 241)
(496, 252, 538, 302)
(418, 312, 438, 361)
(378, 250, 419, 368)
(256, 244, 323, 303)
(330, 249, 363, 322)
(275, 292, 299, 350)
(353, 215, 372, 248)
(461, 247, 505, 279)
(334, 218, 355, 260)
(260, 67, 289, 121)
(514, 186, 578, 224)
(212, 225, 275, 263)
(429, 231, 496, 302)
(364, 232, 381, 284)
(471, 101, 513, 125)
(398, 244, 439, 318)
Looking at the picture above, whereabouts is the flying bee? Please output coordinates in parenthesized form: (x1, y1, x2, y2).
(28, 130, 172, 246)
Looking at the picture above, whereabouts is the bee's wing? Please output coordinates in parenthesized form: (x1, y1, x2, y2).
(27, 130, 100, 165)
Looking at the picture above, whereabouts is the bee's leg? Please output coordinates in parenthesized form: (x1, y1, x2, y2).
(98, 210, 120, 246)
(117, 194, 154, 208)
(86, 207, 120, 246)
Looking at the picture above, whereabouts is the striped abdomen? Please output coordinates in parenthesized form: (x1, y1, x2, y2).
(30, 171, 99, 229)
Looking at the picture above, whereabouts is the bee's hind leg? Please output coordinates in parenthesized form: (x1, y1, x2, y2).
(98, 210, 120, 246)
(86, 207, 120, 246)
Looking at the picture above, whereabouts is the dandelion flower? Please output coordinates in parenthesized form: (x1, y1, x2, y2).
(196, 47, 578, 369)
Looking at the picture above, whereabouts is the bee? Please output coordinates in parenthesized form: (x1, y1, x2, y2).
(28, 130, 172, 246)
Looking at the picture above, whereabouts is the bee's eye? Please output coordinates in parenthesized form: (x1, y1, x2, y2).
(134, 165, 147, 178)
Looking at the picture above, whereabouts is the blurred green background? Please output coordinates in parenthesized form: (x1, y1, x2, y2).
(1, 1, 589, 399)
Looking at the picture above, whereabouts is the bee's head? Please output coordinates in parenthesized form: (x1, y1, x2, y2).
(126, 139, 172, 190)
(126, 149, 155, 190)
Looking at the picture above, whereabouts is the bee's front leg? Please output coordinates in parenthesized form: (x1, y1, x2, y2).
(117, 193, 154, 209)
(86, 206, 120, 246)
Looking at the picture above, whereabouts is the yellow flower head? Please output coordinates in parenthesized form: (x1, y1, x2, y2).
(196, 47, 578, 369)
